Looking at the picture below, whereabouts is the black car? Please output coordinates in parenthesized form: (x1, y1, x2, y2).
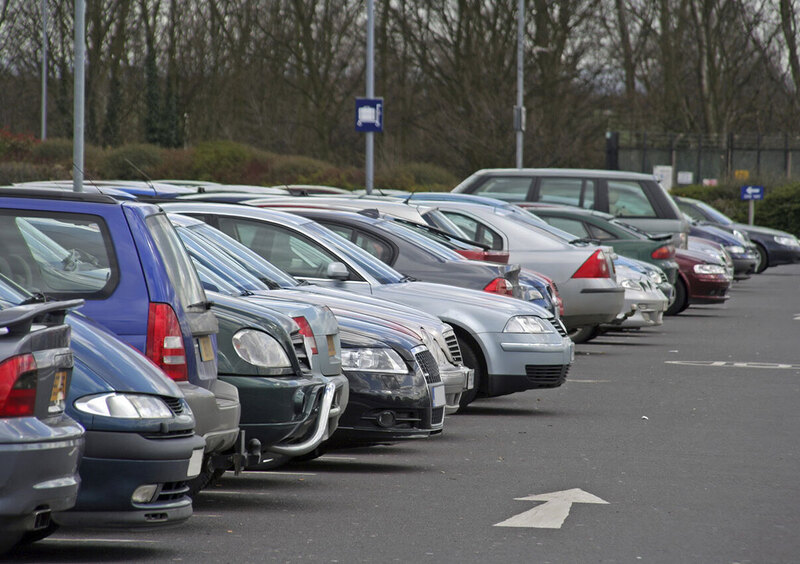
(674, 196, 800, 273)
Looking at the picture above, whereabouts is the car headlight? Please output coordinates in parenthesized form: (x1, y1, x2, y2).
(341, 347, 408, 373)
(693, 264, 726, 275)
(774, 235, 800, 247)
(619, 278, 643, 291)
(419, 329, 446, 365)
(725, 245, 745, 254)
(523, 286, 544, 300)
(74, 393, 173, 419)
(503, 315, 554, 334)
(232, 329, 291, 368)
(732, 230, 748, 244)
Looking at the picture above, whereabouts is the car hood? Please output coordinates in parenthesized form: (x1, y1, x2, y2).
(67, 313, 181, 397)
(734, 222, 795, 238)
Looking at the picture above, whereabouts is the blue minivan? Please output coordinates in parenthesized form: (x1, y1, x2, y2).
(0, 188, 246, 487)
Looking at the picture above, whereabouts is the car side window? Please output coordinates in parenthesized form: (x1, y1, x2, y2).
(0, 212, 117, 297)
(542, 216, 590, 239)
(676, 201, 705, 221)
(216, 217, 349, 279)
(471, 177, 531, 202)
(607, 180, 657, 217)
(319, 222, 394, 264)
(537, 178, 595, 209)
(586, 223, 616, 240)
(440, 211, 504, 250)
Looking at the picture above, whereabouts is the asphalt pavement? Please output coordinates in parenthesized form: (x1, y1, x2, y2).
(8, 263, 800, 564)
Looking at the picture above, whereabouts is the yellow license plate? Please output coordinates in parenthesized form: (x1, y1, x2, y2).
(49, 370, 68, 413)
(327, 335, 337, 357)
(198, 336, 214, 362)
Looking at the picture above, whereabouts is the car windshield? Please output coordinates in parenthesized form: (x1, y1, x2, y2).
(609, 218, 650, 239)
(378, 219, 464, 261)
(182, 220, 300, 288)
(393, 218, 483, 251)
(0, 273, 29, 306)
(693, 200, 734, 225)
(300, 220, 405, 284)
(496, 207, 579, 243)
(420, 208, 471, 239)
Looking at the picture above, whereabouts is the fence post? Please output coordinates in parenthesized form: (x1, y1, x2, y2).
(785, 133, 791, 179)
(605, 131, 619, 170)
(726, 133, 733, 178)
(641, 131, 647, 173)
(756, 134, 761, 177)
(696, 133, 702, 182)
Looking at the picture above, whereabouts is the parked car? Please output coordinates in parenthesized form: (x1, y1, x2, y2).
(688, 236, 735, 279)
(286, 208, 524, 298)
(167, 212, 471, 415)
(674, 196, 800, 273)
(0, 275, 205, 532)
(605, 256, 669, 330)
(0, 292, 84, 552)
(451, 169, 689, 247)
(520, 204, 679, 284)
(0, 188, 246, 491)
(666, 249, 733, 315)
(387, 199, 624, 342)
(686, 220, 758, 279)
(160, 202, 574, 408)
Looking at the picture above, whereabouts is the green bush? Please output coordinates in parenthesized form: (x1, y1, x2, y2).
(270, 154, 329, 184)
(192, 140, 252, 182)
(30, 138, 74, 163)
(401, 162, 459, 188)
(0, 162, 68, 184)
(756, 183, 800, 236)
(99, 143, 164, 179)
(0, 129, 38, 160)
(152, 148, 197, 180)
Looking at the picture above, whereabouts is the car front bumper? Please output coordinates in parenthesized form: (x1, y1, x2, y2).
(687, 274, 732, 304)
(53, 430, 206, 528)
(480, 330, 574, 397)
(179, 379, 240, 455)
(440, 363, 472, 415)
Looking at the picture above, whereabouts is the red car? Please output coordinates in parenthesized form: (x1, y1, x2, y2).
(665, 248, 732, 315)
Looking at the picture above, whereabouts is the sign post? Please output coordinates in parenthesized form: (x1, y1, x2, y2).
(740, 185, 764, 225)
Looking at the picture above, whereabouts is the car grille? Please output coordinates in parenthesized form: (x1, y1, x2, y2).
(415, 350, 442, 384)
(431, 407, 444, 427)
(155, 481, 190, 503)
(443, 331, 462, 363)
(291, 331, 311, 372)
(162, 396, 184, 416)
(554, 320, 568, 338)
(525, 364, 570, 387)
(141, 429, 195, 440)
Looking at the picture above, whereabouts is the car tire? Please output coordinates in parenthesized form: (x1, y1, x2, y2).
(753, 243, 768, 273)
(665, 278, 687, 316)
(567, 325, 599, 344)
(456, 337, 482, 410)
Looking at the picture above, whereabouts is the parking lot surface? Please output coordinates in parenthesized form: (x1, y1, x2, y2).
(7, 264, 800, 563)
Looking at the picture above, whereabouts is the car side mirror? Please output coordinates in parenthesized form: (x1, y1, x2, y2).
(326, 262, 349, 281)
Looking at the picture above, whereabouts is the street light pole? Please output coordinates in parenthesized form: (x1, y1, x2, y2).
(365, 0, 375, 194)
(73, 0, 85, 192)
(514, 0, 525, 169)
(41, 0, 48, 141)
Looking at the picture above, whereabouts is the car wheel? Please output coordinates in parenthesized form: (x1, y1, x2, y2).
(753, 243, 768, 273)
(456, 337, 483, 411)
(567, 325, 599, 344)
(665, 278, 687, 316)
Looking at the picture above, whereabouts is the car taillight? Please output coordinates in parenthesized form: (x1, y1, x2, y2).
(483, 277, 514, 296)
(484, 250, 510, 264)
(455, 249, 486, 261)
(146, 302, 188, 381)
(0, 353, 37, 417)
(651, 245, 675, 260)
(572, 249, 611, 278)
(292, 316, 318, 355)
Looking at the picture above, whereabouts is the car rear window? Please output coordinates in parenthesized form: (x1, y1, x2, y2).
(607, 180, 657, 217)
(471, 177, 531, 202)
(145, 213, 207, 312)
(0, 211, 118, 298)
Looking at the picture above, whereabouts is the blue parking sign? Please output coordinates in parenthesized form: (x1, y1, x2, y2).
(740, 185, 764, 200)
(355, 98, 383, 133)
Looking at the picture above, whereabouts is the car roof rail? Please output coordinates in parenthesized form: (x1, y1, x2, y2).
(0, 187, 118, 204)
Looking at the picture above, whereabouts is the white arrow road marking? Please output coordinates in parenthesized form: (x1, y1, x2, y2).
(794, 314, 800, 321)
(494, 488, 608, 529)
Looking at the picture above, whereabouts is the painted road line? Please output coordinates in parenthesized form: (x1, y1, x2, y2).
(238, 471, 317, 476)
(202, 490, 273, 496)
(44, 538, 159, 544)
(494, 489, 608, 529)
(569, 379, 611, 383)
(318, 455, 358, 461)
(666, 360, 800, 370)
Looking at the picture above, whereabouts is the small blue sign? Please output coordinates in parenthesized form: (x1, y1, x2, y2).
(740, 185, 764, 200)
(355, 98, 383, 133)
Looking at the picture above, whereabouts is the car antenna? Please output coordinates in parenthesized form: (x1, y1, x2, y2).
(71, 162, 101, 192)
(125, 158, 156, 192)
(402, 186, 418, 205)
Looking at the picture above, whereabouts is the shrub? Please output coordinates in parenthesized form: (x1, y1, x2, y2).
(99, 143, 164, 179)
(192, 140, 252, 182)
(0, 128, 38, 160)
(152, 148, 197, 180)
(0, 162, 68, 184)
(270, 154, 330, 184)
(30, 138, 74, 163)
(402, 162, 459, 188)
(756, 182, 800, 236)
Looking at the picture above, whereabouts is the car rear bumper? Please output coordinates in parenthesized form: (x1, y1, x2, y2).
(54, 429, 205, 528)
(179, 379, 240, 455)
(560, 279, 625, 328)
(0, 421, 84, 531)
(605, 289, 668, 329)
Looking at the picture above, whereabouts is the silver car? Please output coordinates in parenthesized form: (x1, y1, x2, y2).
(160, 203, 574, 408)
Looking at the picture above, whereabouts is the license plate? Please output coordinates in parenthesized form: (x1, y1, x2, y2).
(197, 336, 214, 363)
(187, 448, 204, 478)
(431, 384, 446, 408)
(48, 370, 68, 414)
(467, 369, 475, 390)
(327, 334, 337, 357)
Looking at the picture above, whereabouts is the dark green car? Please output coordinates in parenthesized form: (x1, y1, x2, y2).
(521, 204, 679, 284)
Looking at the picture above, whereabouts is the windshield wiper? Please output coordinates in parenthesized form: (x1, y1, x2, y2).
(20, 292, 48, 305)
(399, 274, 418, 282)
